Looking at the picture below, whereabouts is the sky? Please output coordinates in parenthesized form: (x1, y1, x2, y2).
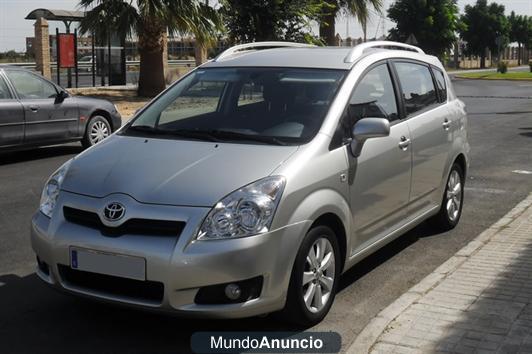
(0, 0, 531, 52)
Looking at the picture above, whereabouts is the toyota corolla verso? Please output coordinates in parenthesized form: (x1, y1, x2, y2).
(31, 41, 469, 325)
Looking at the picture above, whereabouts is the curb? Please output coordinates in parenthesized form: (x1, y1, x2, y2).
(346, 193, 532, 354)
(446, 65, 528, 75)
(453, 75, 532, 82)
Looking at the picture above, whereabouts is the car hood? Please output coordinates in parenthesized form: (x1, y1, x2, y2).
(62, 135, 298, 207)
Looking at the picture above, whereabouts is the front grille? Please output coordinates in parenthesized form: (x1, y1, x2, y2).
(63, 206, 185, 237)
(58, 265, 164, 304)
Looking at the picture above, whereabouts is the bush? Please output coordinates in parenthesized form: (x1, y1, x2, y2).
(497, 61, 508, 74)
(529, 61, 532, 73)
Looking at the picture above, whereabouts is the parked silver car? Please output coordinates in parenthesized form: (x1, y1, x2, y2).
(31, 41, 469, 325)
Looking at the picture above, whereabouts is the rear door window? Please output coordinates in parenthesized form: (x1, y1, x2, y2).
(394, 62, 438, 115)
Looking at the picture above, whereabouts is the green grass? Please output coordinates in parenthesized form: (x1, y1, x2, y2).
(457, 71, 532, 80)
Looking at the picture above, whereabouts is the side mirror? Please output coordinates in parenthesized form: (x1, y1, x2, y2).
(350, 117, 390, 157)
(55, 90, 69, 103)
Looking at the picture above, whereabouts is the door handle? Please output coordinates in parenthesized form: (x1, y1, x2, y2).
(443, 119, 451, 130)
(398, 136, 411, 150)
(29, 105, 39, 112)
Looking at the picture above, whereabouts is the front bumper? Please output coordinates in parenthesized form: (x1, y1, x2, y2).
(31, 191, 310, 318)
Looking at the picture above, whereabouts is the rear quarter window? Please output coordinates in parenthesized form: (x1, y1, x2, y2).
(0, 76, 12, 99)
(433, 68, 447, 103)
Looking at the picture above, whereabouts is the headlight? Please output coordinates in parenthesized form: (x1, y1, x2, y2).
(197, 176, 286, 240)
(39, 159, 73, 218)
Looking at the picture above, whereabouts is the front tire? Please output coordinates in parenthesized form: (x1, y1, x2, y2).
(283, 225, 341, 326)
(82, 115, 111, 148)
(429, 163, 464, 231)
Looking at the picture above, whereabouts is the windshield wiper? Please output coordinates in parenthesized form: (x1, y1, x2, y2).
(128, 125, 162, 134)
(127, 126, 286, 145)
(127, 126, 220, 142)
(207, 130, 287, 146)
(167, 129, 221, 142)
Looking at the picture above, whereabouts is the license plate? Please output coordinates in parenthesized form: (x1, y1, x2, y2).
(70, 247, 146, 281)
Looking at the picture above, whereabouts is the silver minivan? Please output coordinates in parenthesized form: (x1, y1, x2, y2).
(32, 41, 469, 325)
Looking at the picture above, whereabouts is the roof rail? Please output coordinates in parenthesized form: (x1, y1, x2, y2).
(215, 41, 316, 61)
(344, 41, 424, 63)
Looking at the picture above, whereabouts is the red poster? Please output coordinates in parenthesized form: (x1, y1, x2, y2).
(58, 34, 75, 68)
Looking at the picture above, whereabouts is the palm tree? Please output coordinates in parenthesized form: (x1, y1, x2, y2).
(319, 0, 383, 46)
(79, 0, 221, 97)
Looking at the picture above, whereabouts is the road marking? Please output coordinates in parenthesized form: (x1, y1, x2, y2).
(465, 187, 506, 194)
(513, 170, 532, 175)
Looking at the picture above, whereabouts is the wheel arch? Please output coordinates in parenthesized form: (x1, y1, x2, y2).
(89, 109, 114, 130)
(278, 188, 352, 274)
(310, 213, 347, 273)
(454, 153, 467, 178)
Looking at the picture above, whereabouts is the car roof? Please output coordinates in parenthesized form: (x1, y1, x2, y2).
(202, 41, 443, 71)
(203, 47, 355, 70)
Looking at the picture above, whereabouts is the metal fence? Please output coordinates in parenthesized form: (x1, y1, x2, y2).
(2, 59, 195, 70)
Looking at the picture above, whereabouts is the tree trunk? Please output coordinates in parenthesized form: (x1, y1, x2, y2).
(138, 46, 165, 97)
(319, 3, 338, 46)
(480, 53, 486, 69)
(195, 41, 208, 66)
(137, 20, 166, 97)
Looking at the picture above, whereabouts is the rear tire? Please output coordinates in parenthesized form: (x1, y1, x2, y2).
(81, 115, 111, 148)
(282, 225, 341, 326)
(429, 163, 464, 231)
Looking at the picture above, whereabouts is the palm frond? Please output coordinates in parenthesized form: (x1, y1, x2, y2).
(341, 0, 383, 27)
(79, 0, 139, 40)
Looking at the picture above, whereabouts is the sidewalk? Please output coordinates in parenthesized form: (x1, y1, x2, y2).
(349, 193, 532, 354)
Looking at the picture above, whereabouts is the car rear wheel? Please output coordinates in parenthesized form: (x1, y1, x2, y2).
(82, 115, 111, 148)
(429, 163, 464, 231)
(282, 225, 340, 326)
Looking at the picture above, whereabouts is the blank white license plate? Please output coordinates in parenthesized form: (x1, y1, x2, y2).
(70, 247, 146, 281)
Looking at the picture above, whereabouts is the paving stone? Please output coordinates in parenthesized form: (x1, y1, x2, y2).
(367, 194, 532, 354)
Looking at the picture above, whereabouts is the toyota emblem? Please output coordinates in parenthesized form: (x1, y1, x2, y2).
(103, 202, 126, 221)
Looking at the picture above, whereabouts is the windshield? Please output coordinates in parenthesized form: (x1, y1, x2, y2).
(123, 67, 346, 145)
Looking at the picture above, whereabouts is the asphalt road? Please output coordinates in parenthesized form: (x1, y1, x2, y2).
(0, 78, 531, 354)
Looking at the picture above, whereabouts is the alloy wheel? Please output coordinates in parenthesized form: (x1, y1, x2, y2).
(302, 237, 336, 313)
(446, 169, 462, 222)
